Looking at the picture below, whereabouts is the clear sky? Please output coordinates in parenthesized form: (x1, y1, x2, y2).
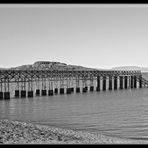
(0, 4, 148, 69)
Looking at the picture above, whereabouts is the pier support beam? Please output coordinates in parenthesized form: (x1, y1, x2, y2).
(48, 90, 54, 96)
(35, 78, 40, 95)
(96, 76, 100, 91)
(102, 76, 106, 91)
(41, 78, 46, 95)
(139, 75, 142, 88)
(66, 88, 71, 94)
(21, 90, 26, 98)
(28, 78, 33, 98)
(20, 79, 26, 98)
(90, 76, 94, 92)
(15, 90, 20, 97)
(76, 87, 80, 93)
(60, 88, 64, 94)
(134, 76, 137, 88)
(76, 76, 80, 91)
(28, 91, 33, 98)
(70, 87, 74, 93)
(124, 76, 128, 89)
(109, 76, 112, 90)
(119, 76, 123, 89)
(82, 78, 87, 93)
(90, 86, 94, 92)
(0, 79, 3, 99)
(0, 92, 3, 99)
(130, 76, 134, 89)
(54, 88, 58, 94)
(82, 87, 87, 93)
(85, 86, 88, 92)
(41, 90, 47, 96)
(114, 76, 117, 90)
(4, 92, 10, 100)
(36, 89, 40, 96)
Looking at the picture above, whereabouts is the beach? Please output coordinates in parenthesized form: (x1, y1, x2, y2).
(0, 119, 148, 144)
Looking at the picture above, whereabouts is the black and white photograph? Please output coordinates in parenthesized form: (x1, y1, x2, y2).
(0, 3, 148, 144)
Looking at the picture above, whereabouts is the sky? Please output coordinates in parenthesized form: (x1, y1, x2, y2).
(0, 4, 148, 69)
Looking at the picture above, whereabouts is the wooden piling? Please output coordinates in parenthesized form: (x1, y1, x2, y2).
(4, 92, 10, 100)
(82, 87, 87, 93)
(0, 92, 3, 99)
(139, 75, 142, 88)
(15, 90, 19, 97)
(124, 76, 128, 89)
(41, 90, 47, 96)
(103, 76, 106, 91)
(85, 86, 88, 92)
(96, 76, 100, 91)
(60, 88, 64, 94)
(134, 76, 137, 88)
(66, 88, 71, 94)
(114, 76, 117, 90)
(54, 88, 58, 94)
(70, 87, 74, 93)
(76, 87, 80, 93)
(21, 90, 26, 98)
(109, 76, 112, 90)
(28, 91, 33, 98)
(48, 90, 53, 96)
(90, 86, 94, 92)
(130, 76, 134, 89)
(36, 89, 40, 96)
(119, 76, 123, 89)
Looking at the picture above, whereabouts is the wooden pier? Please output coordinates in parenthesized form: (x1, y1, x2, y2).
(0, 69, 147, 99)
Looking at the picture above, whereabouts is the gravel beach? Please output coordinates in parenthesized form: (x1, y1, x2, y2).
(0, 119, 148, 144)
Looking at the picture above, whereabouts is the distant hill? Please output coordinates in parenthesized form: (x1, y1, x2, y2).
(1, 62, 148, 72)
(140, 67, 148, 72)
(112, 66, 141, 70)
(3, 61, 98, 71)
(112, 66, 148, 72)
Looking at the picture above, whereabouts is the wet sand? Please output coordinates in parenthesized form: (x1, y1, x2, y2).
(0, 119, 148, 144)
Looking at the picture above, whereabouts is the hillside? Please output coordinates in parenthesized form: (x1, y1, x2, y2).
(7, 61, 97, 71)
(112, 66, 141, 70)
(112, 66, 148, 72)
(1, 63, 148, 72)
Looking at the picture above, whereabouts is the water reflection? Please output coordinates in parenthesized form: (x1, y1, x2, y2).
(0, 88, 148, 139)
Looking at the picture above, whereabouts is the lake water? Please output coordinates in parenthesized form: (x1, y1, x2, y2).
(0, 73, 148, 140)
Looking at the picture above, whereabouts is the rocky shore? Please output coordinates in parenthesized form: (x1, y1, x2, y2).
(0, 119, 148, 144)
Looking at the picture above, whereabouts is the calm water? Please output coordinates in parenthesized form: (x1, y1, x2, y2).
(0, 73, 148, 140)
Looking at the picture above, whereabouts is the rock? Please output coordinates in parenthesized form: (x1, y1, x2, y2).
(1, 119, 148, 144)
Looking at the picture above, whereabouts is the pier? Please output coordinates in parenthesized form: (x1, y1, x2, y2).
(0, 69, 147, 99)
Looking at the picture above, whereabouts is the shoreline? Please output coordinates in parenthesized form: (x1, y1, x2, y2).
(0, 119, 148, 144)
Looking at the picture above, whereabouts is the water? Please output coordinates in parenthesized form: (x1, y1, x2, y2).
(0, 73, 148, 140)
